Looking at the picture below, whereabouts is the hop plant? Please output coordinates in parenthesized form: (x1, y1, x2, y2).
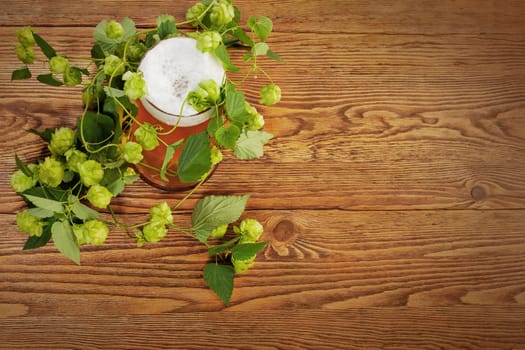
(48, 127, 76, 156)
(15, 43, 35, 64)
(65, 149, 88, 173)
(134, 122, 159, 151)
(73, 220, 109, 245)
(10, 168, 37, 193)
(210, 0, 235, 26)
(16, 210, 46, 237)
(210, 146, 223, 165)
(103, 54, 125, 76)
(232, 255, 256, 274)
(245, 103, 265, 131)
(122, 71, 147, 101)
(186, 3, 207, 26)
(149, 202, 173, 225)
(142, 220, 168, 243)
(209, 224, 228, 239)
(196, 31, 222, 52)
(49, 56, 69, 74)
(105, 20, 124, 39)
(39, 157, 64, 187)
(122, 141, 143, 164)
(235, 218, 264, 243)
(78, 159, 104, 187)
(16, 26, 35, 47)
(86, 184, 113, 209)
(259, 83, 281, 106)
(64, 66, 82, 86)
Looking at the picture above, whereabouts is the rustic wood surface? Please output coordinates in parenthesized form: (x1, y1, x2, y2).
(1, 1, 525, 349)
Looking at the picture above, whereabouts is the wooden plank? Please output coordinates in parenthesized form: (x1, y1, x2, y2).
(1, 0, 525, 35)
(1, 210, 524, 313)
(0, 307, 524, 349)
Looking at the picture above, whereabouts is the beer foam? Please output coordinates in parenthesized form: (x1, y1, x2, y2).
(139, 37, 225, 123)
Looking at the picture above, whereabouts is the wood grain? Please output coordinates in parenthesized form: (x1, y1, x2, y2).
(1, 0, 525, 348)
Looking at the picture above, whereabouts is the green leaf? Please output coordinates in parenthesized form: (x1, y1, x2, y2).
(266, 49, 283, 62)
(191, 195, 249, 243)
(78, 111, 115, 149)
(207, 114, 224, 137)
(214, 43, 239, 72)
(11, 67, 32, 80)
(91, 43, 105, 61)
(23, 186, 68, 202)
(252, 42, 269, 56)
(72, 65, 90, 76)
(106, 179, 125, 197)
(33, 33, 57, 59)
(104, 86, 125, 98)
(15, 154, 32, 177)
(203, 263, 234, 306)
(177, 131, 211, 183)
(234, 130, 273, 160)
(121, 17, 137, 40)
(52, 221, 80, 265)
(208, 236, 240, 257)
(23, 194, 64, 213)
(225, 83, 250, 123)
(160, 139, 184, 182)
(232, 27, 254, 46)
(247, 16, 273, 42)
(69, 195, 100, 220)
(27, 207, 54, 218)
(37, 74, 63, 87)
(27, 128, 54, 142)
(232, 241, 267, 261)
(23, 224, 52, 250)
(215, 124, 241, 149)
(156, 14, 178, 39)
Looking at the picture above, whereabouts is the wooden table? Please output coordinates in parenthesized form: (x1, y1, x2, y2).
(1, 1, 525, 348)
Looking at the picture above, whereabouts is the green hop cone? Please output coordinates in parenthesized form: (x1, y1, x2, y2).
(142, 219, 168, 243)
(74, 219, 109, 246)
(134, 122, 159, 151)
(232, 255, 256, 274)
(65, 149, 88, 173)
(105, 20, 124, 39)
(210, 1, 235, 26)
(64, 66, 82, 86)
(187, 87, 210, 112)
(49, 56, 69, 74)
(186, 3, 207, 27)
(196, 31, 222, 53)
(235, 218, 264, 243)
(210, 146, 223, 165)
(209, 224, 228, 239)
(16, 26, 35, 47)
(86, 184, 113, 209)
(122, 141, 143, 164)
(103, 54, 125, 77)
(199, 79, 220, 102)
(48, 127, 76, 156)
(15, 43, 35, 64)
(10, 169, 37, 193)
(245, 103, 265, 131)
(39, 157, 64, 187)
(16, 210, 46, 237)
(149, 202, 173, 225)
(122, 71, 148, 101)
(78, 159, 104, 187)
(259, 83, 281, 106)
(127, 41, 146, 62)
